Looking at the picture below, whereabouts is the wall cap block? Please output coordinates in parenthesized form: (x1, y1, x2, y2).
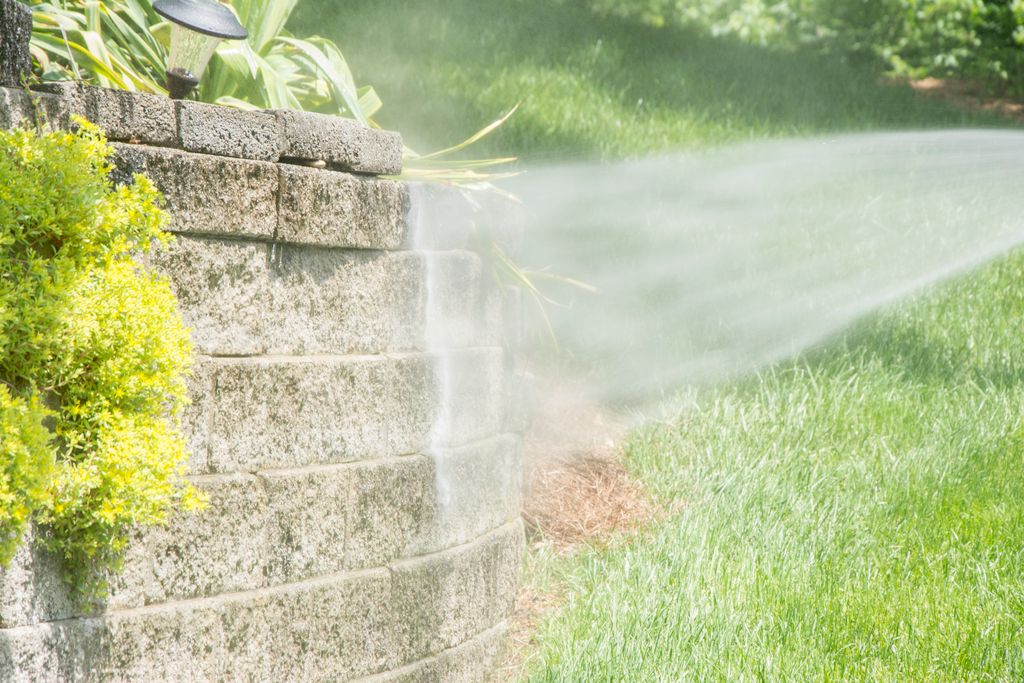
(36, 82, 176, 146)
(278, 108, 403, 176)
(176, 99, 282, 161)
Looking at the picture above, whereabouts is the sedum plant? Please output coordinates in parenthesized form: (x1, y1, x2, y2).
(30, 0, 378, 118)
(0, 388, 52, 567)
(0, 120, 200, 599)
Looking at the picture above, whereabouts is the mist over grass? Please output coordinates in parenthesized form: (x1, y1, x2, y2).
(522, 252, 1024, 680)
(299, 2, 1024, 679)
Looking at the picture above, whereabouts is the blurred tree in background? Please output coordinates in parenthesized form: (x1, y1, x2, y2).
(577, 0, 1024, 92)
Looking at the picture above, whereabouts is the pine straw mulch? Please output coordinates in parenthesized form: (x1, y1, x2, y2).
(521, 452, 658, 553)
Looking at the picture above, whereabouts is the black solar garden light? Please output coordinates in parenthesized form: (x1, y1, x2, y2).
(153, 0, 248, 99)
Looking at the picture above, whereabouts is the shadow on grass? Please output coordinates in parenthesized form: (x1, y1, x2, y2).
(854, 324, 1024, 390)
(295, 0, 997, 159)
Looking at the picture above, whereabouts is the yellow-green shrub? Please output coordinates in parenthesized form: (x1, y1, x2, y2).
(0, 387, 52, 566)
(0, 121, 200, 599)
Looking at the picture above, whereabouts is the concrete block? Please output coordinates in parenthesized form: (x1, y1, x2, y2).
(0, 528, 76, 629)
(147, 237, 273, 356)
(150, 236, 430, 356)
(408, 434, 523, 556)
(0, 0, 31, 88)
(67, 463, 383, 611)
(259, 466, 350, 584)
(37, 83, 175, 145)
(113, 447, 516, 608)
(113, 474, 272, 608)
(0, 87, 68, 131)
(271, 245, 425, 355)
(110, 466, 351, 607)
(4, 464, 377, 621)
(112, 144, 278, 239)
(0, 619, 112, 683)
(177, 100, 281, 161)
(0, 522, 521, 681)
(206, 355, 434, 472)
(151, 237, 496, 357)
(345, 457, 434, 570)
(355, 622, 508, 683)
(205, 348, 506, 472)
(277, 164, 409, 249)
(180, 356, 213, 474)
(0, 87, 32, 129)
(216, 570, 400, 681)
(278, 108, 403, 175)
(391, 521, 523, 657)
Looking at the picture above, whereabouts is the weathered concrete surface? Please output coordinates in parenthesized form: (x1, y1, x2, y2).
(149, 237, 423, 356)
(179, 356, 213, 473)
(408, 434, 523, 556)
(0, 442, 522, 627)
(177, 100, 281, 161)
(38, 83, 176, 146)
(0, 522, 523, 683)
(0, 87, 68, 130)
(206, 355, 430, 471)
(0, 528, 76, 630)
(204, 350, 506, 472)
(353, 622, 508, 683)
(0, 0, 31, 87)
(392, 522, 522, 657)
(278, 108, 403, 175)
(150, 237, 498, 357)
(278, 165, 409, 249)
(0, 87, 521, 682)
(113, 144, 279, 239)
(0, 86, 33, 129)
(113, 144, 411, 247)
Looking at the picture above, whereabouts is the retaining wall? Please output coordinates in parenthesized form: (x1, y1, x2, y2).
(0, 84, 523, 682)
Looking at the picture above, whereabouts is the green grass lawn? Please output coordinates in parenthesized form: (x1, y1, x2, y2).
(294, 0, 985, 161)
(522, 253, 1024, 680)
(299, 2, 1023, 679)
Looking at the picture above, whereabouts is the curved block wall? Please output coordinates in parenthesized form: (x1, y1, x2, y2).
(0, 84, 523, 682)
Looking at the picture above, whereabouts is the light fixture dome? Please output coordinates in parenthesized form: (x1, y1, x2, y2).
(153, 0, 247, 40)
(154, 0, 248, 99)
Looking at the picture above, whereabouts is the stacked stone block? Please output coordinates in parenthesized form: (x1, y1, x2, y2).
(0, 85, 522, 682)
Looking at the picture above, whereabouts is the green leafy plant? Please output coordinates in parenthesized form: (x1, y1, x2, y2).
(581, 0, 1024, 92)
(0, 387, 52, 566)
(30, 0, 377, 116)
(0, 120, 200, 599)
(28, 0, 516, 183)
